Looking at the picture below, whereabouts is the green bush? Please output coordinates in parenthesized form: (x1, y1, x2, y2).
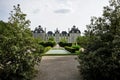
(58, 42, 72, 47)
(76, 36, 89, 48)
(75, 51, 80, 54)
(64, 45, 81, 53)
(38, 45, 44, 53)
(44, 46, 51, 53)
(39, 41, 56, 47)
(39, 42, 44, 46)
(72, 45, 80, 51)
(65, 46, 76, 53)
(79, 43, 120, 80)
(46, 41, 56, 47)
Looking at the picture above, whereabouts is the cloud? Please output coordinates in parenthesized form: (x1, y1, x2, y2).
(32, 9, 40, 14)
(56, 0, 67, 4)
(54, 9, 71, 14)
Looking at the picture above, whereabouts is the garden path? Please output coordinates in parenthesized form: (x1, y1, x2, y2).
(35, 44, 82, 80)
(35, 56, 82, 80)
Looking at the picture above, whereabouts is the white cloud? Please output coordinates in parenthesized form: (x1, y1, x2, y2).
(32, 9, 40, 14)
(54, 8, 71, 14)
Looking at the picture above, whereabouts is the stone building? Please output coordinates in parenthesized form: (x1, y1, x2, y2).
(32, 25, 81, 43)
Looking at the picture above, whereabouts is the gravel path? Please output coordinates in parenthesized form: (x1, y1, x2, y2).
(34, 56, 82, 80)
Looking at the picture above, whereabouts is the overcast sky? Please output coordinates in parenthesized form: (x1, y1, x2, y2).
(0, 0, 109, 34)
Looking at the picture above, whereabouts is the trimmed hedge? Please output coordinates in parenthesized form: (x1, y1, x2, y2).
(64, 45, 81, 53)
(39, 41, 56, 47)
(58, 42, 72, 47)
(65, 46, 76, 53)
(72, 45, 80, 51)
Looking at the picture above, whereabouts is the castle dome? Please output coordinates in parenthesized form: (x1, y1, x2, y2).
(47, 31, 53, 35)
(34, 25, 45, 33)
(69, 25, 81, 33)
(61, 31, 67, 34)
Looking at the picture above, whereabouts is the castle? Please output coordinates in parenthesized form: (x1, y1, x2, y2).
(32, 25, 81, 43)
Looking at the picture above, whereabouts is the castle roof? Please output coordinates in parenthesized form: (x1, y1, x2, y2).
(47, 31, 53, 35)
(61, 31, 67, 35)
(33, 25, 81, 34)
(34, 25, 45, 33)
(55, 28, 60, 34)
(69, 25, 81, 33)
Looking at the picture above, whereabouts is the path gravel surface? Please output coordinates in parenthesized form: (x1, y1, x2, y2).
(34, 56, 82, 80)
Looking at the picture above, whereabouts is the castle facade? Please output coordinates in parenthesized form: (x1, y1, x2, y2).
(32, 25, 81, 43)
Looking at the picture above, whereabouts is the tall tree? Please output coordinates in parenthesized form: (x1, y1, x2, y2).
(79, 1, 120, 80)
(0, 4, 40, 80)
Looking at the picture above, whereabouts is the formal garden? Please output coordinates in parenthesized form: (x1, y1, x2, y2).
(0, 0, 120, 80)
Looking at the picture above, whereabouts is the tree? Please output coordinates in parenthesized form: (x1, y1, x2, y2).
(76, 36, 89, 48)
(48, 37, 55, 42)
(0, 4, 40, 80)
(78, 1, 120, 80)
(60, 38, 67, 43)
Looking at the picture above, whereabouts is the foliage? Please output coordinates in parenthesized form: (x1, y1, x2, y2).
(34, 37, 43, 44)
(46, 41, 56, 47)
(65, 45, 80, 53)
(33, 38, 45, 53)
(0, 4, 40, 80)
(72, 45, 81, 51)
(60, 38, 67, 43)
(48, 37, 54, 42)
(65, 46, 76, 53)
(58, 42, 72, 47)
(78, 1, 120, 80)
(36, 45, 44, 53)
(44, 46, 52, 53)
(39, 41, 56, 47)
(76, 36, 89, 48)
(75, 51, 80, 55)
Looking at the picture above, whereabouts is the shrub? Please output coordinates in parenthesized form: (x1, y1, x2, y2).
(39, 41, 56, 47)
(76, 36, 89, 48)
(44, 46, 51, 53)
(38, 45, 45, 53)
(46, 41, 56, 47)
(65, 46, 76, 53)
(58, 42, 72, 47)
(72, 45, 81, 51)
(75, 51, 80, 55)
